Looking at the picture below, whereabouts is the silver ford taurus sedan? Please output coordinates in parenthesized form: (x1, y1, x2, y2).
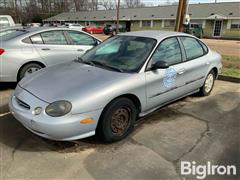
(9, 31, 222, 142)
(0, 27, 101, 82)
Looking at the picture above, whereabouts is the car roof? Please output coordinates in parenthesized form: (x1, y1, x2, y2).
(119, 30, 189, 40)
(23, 27, 71, 32)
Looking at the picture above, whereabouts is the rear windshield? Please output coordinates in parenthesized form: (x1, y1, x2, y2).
(0, 29, 28, 41)
(0, 29, 17, 37)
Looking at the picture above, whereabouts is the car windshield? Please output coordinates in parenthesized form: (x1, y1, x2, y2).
(81, 35, 157, 73)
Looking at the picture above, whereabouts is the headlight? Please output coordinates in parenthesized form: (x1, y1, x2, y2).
(45, 100, 72, 117)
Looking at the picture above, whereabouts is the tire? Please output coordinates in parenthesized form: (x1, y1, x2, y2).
(18, 63, 42, 81)
(97, 97, 137, 142)
(199, 70, 215, 96)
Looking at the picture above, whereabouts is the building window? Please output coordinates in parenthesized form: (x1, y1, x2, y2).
(142, 20, 151, 27)
(164, 20, 175, 28)
(189, 20, 203, 29)
(231, 20, 240, 29)
(190, 23, 202, 29)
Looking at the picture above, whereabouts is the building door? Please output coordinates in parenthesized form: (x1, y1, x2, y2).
(213, 20, 222, 37)
(126, 21, 131, 32)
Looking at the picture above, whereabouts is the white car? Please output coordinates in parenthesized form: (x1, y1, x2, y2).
(0, 27, 101, 82)
(66, 23, 85, 30)
(0, 15, 15, 27)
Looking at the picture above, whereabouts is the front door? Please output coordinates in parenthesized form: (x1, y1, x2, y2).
(65, 30, 97, 58)
(146, 37, 187, 110)
(213, 20, 222, 37)
(126, 21, 131, 32)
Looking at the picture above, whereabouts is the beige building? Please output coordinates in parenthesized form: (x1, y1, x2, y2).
(44, 2, 240, 39)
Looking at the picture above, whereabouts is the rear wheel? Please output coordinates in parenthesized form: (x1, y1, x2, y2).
(97, 98, 137, 142)
(199, 70, 215, 96)
(19, 63, 42, 81)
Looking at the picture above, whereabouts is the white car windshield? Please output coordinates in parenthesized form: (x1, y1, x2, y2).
(81, 36, 157, 73)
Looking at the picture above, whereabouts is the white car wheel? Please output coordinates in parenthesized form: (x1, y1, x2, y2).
(24, 67, 41, 76)
(204, 73, 214, 93)
(199, 70, 216, 96)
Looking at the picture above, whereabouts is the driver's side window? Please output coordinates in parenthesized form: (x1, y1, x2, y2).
(151, 37, 182, 66)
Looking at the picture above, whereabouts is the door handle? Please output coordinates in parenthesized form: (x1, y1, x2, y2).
(205, 62, 210, 65)
(77, 49, 85, 52)
(41, 48, 50, 51)
(178, 69, 186, 75)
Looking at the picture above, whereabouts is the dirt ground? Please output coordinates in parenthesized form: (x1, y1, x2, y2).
(202, 39, 240, 57)
(94, 34, 240, 57)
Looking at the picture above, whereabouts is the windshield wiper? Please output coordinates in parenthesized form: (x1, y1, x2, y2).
(74, 57, 94, 66)
(90, 60, 123, 73)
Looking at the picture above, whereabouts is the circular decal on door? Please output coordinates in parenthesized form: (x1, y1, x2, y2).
(163, 68, 177, 88)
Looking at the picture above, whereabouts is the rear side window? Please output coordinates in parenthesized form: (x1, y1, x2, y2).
(180, 37, 204, 60)
(40, 31, 67, 45)
(22, 37, 32, 44)
(30, 34, 43, 44)
(199, 41, 208, 53)
(67, 31, 96, 45)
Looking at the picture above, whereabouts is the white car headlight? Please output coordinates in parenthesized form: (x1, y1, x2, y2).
(45, 100, 72, 117)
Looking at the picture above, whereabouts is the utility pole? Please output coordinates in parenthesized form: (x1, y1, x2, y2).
(116, 0, 120, 34)
(175, 0, 188, 32)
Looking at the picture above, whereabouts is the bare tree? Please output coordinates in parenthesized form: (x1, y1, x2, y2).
(124, 0, 144, 8)
(100, 0, 115, 10)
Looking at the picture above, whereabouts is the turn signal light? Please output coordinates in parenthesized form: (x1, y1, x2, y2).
(0, 49, 5, 55)
(80, 118, 93, 124)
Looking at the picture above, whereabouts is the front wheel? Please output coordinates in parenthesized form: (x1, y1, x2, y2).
(199, 70, 215, 96)
(97, 98, 137, 142)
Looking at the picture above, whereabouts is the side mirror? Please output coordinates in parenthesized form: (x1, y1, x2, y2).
(94, 40, 101, 46)
(151, 61, 169, 70)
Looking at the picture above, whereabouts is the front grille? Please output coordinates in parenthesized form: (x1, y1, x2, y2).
(15, 97, 31, 110)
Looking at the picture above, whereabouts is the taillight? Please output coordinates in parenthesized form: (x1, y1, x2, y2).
(0, 49, 5, 55)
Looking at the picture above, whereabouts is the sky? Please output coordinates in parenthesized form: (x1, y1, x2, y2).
(141, 0, 240, 6)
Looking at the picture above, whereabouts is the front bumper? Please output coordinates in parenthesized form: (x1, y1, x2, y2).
(9, 86, 103, 141)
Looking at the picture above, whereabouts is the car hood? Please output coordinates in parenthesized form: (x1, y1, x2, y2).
(19, 62, 130, 103)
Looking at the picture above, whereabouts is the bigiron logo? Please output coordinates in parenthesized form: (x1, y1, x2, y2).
(181, 161, 237, 179)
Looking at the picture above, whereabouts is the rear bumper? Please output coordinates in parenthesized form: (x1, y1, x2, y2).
(9, 86, 103, 141)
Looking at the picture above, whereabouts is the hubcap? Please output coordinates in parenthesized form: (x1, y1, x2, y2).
(111, 107, 131, 135)
(24, 67, 40, 77)
(204, 74, 214, 93)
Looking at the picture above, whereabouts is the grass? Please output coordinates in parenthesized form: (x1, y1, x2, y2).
(221, 55, 240, 78)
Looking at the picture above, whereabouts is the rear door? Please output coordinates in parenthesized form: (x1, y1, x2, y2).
(178, 36, 210, 92)
(65, 30, 98, 58)
(31, 30, 76, 66)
